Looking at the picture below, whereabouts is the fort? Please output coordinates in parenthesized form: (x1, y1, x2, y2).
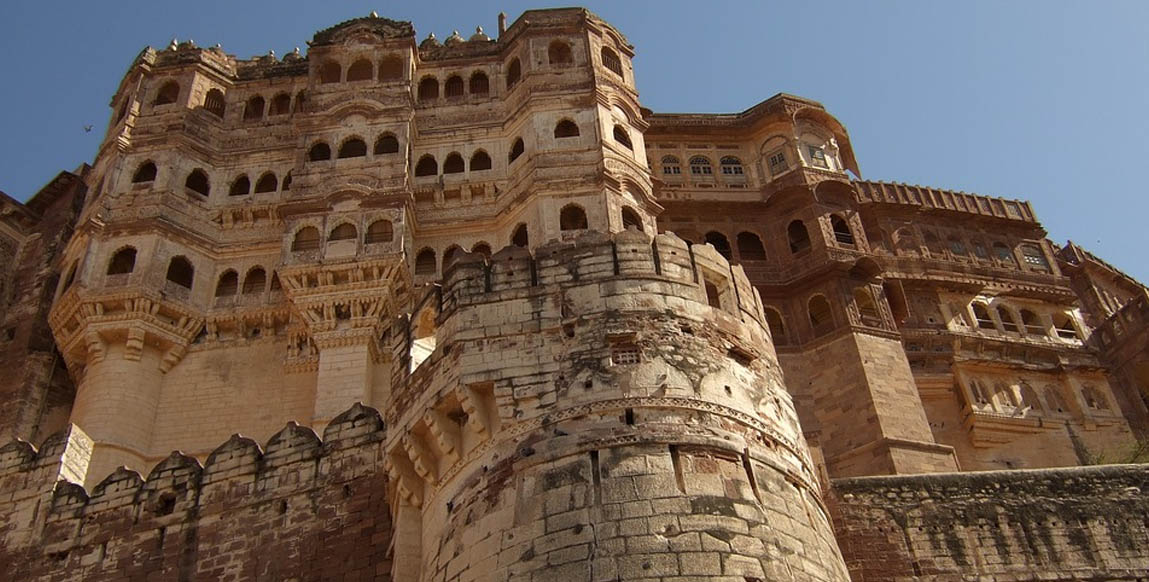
(0, 8, 1146, 581)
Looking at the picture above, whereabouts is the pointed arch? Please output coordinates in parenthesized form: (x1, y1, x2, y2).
(560, 204, 588, 231)
(269, 93, 291, 116)
(469, 71, 489, 95)
(254, 172, 277, 193)
(621, 207, 643, 231)
(470, 150, 492, 171)
(204, 89, 226, 117)
(787, 220, 811, 253)
(346, 59, 373, 82)
(185, 169, 210, 197)
(509, 138, 525, 163)
(329, 223, 358, 241)
(506, 57, 522, 89)
(612, 125, 632, 149)
(228, 175, 251, 197)
(601, 47, 623, 76)
(548, 40, 573, 65)
(243, 95, 265, 121)
(242, 267, 266, 294)
(155, 81, 180, 105)
(415, 248, 437, 276)
(443, 152, 465, 174)
(415, 155, 438, 177)
(292, 226, 320, 252)
(736, 232, 766, 260)
(366, 219, 394, 244)
(554, 119, 580, 138)
(704, 231, 732, 260)
(215, 270, 238, 297)
(444, 75, 464, 98)
(165, 256, 194, 289)
(511, 223, 529, 247)
(132, 161, 157, 183)
(308, 142, 331, 161)
(418, 77, 439, 101)
(374, 133, 399, 155)
(338, 137, 367, 159)
(107, 247, 137, 275)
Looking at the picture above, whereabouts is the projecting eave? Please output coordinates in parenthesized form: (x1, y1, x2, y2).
(645, 93, 861, 176)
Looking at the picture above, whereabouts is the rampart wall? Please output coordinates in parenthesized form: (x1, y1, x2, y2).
(0, 405, 390, 582)
(831, 464, 1149, 581)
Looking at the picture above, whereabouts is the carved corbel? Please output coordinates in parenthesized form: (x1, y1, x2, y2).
(124, 327, 146, 361)
(85, 332, 106, 364)
(159, 344, 187, 373)
(401, 433, 438, 483)
(422, 409, 461, 465)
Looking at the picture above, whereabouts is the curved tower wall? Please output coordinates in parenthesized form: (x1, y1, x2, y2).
(384, 230, 849, 581)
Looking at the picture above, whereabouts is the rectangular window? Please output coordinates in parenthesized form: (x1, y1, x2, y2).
(767, 151, 788, 176)
(663, 165, 681, 175)
(808, 146, 828, 168)
(611, 346, 641, 365)
(691, 165, 712, 175)
(721, 165, 743, 175)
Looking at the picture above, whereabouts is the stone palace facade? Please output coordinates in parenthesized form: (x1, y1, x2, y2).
(0, 8, 1147, 581)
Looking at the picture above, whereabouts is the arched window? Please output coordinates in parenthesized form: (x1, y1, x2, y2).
(443, 246, 464, 269)
(972, 303, 996, 330)
(155, 81, 180, 105)
(185, 169, 210, 197)
(472, 242, 492, 258)
(511, 223, 529, 247)
(338, 138, 368, 159)
(415, 249, 437, 276)
(560, 205, 588, 231)
(164, 256, 194, 289)
(293, 90, 307, 113)
(993, 382, 1018, 409)
(1019, 383, 1042, 411)
(443, 152, 465, 174)
(470, 151, 492, 171)
(1082, 385, 1109, 410)
(414, 155, 438, 177)
(366, 220, 394, 244)
(1052, 313, 1079, 340)
(229, 175, 251, 197)
(661, 156, 681, 175)
(831, 215, 854, 245)
(308, 143, 331, 161)
(1020, 309, 1045, 335)
(346, 59, 373, 82)
(971, 240, 989, 259)
(269, 93, 291, 116)
(215, 270, 238, 297)
(379, 56, 404, 81)
(1045, 386, 1070, 414)
(1020, 244, 1051, 273)
(765, 308, 787, 345)
(506, 58, 522, 89)
(788, 220, 811, 254)
(204, 89, 226, 117)
(374, 134, 400, 155)
(319, 61, 341, 84)
(808, 295, 833, 335)
(243, 95, 265, 121)
(242, 268, 266, 294)
(601, 47, 623, 76)
(969, 380, 991, 407)
(418, 77, 439, 101)
(107, 247, 137, 275)
(282, 172, 292, 190)
(689, 156, 712, 175)
(508, 138, 525, 163)
(329, 223, 358, 241)
(719, 157, 744, 175)
(997, 306, 1019, 332)
(549, 40, 573, 65)
(254, 172, 277, 193)
(292, 227, 320, 252)
(993, 242, 1015, 265)
(854, 288, 880, 324)
(469, 71, 489, 95)
(621, 207, 643, 231)
(132, 161, 157, 183)
(554, 119, 580, 138)
(612, 125, 632, 149)
(736, 232, 766, 260)
(704, 231, 732, 260)
(444, 75, 464, 98)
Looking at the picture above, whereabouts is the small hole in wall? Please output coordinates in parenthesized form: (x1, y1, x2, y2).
(342, 484, 352, 498)
(680, 324, 693, 335)
(584, 379, 593, 389)
(250, 327, 261, 338)
(624, 408, 635, 425)
(724, 385, 733, 396)
(563, 323, 575, 338)
(278, 500, 288, 515)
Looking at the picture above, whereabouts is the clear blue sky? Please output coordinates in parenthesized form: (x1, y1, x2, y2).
(3, 1, 1147, 282)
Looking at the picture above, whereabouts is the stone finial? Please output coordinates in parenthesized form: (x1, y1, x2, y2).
(168, 38, 179, 51)
(267, 49, 276, 58)
(445, 29, 464, 45)
(370, 10, 379, 18)
(498, 12, 507, 35)
(293, 46, 301, 55)
(469, 26, 490, 42)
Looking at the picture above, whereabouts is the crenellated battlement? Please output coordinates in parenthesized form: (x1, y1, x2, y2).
(0, 404, 390, 580)
(440, 229, 768, 331)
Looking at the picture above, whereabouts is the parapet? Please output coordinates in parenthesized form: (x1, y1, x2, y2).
(831, 464, 1149, 580)
(440, 229, 767, 330)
